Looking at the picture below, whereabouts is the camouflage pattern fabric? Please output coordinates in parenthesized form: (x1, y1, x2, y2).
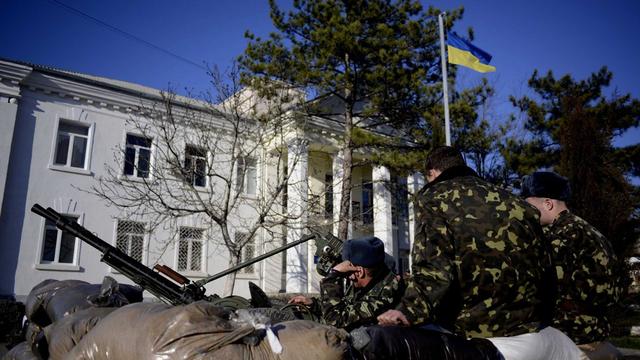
(398, 166, 552, 338)
(544, 210, 623, 344)
(317, 268, 402, 331)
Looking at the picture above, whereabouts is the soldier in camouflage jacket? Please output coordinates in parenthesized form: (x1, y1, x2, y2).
(378, 146, 553, 339)
(290, 237, 403, 331)
(522, 171, 622, 345)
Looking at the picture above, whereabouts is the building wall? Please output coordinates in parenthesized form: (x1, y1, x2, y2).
(0, 87, 260, 299)
(0, 60, 416, 300)
(0, 98, 18, 214)
(1, 89, 128, 297)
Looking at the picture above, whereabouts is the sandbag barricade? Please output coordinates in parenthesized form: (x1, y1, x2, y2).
(25, 277, 142, 328)
(23, 322, 45, 359)
(44, 307, 117, 360)
(213, 320, 351, 360)
(67, 301, 350, 360)
(25, 280, 87, 327)
(22, 277, 142, 359)
(67, 301, 255, 359)
(354, 325, 503, 360)
(1, 342, 37, 360)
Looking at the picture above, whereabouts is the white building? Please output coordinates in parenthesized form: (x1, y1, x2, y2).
(0, 58, 423, 300)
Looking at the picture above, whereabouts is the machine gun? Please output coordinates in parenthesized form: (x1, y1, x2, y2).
(31, 204, 315, 308)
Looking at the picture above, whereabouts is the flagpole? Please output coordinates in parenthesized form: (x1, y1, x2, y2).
(438, 12, 451, 146)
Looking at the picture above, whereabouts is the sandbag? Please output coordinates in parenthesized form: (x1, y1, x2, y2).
(1, 342, 37, 360)
(44, 307, 117, 360)
(67, 301, 255, 360)
(25, 280, 87, 326)
(24, 278, 142, 327)
(212, 320, 350, 360)
(354, 325, 503, 360)
(23, 322, 45, 357)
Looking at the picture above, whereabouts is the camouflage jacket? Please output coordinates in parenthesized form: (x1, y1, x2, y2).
(398, 166, 553, 338)
(544, 210, 623, 344)
(314, 268, 403, 331)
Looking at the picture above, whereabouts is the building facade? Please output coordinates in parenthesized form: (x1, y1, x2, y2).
(0, 59, 423, 300)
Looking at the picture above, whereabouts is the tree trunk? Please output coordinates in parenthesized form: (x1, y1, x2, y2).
(338, 112, 353, 240)
(338, 52, 354, 240)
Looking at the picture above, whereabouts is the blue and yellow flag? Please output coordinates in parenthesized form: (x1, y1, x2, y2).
(447, 32, 496, 73)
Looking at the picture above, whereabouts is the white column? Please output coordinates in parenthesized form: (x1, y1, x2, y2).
(286, 139, 309, 293)
(373, 165, 394, 256)
(407, 172, 425, 270)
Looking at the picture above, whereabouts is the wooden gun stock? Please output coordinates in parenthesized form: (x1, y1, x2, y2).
(154, 264, 190, 285)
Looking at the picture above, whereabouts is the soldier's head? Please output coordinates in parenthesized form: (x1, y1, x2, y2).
(521, 171, 571, 225)
(425, 146, 466, 183)
(342, 236, 386, 288)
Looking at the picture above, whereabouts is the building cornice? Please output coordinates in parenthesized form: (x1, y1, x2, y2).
(22, 70, 184, 115)
(0, 60, 32, 98)
(0, 60, 233, 131)
(0, 58, 225, 120)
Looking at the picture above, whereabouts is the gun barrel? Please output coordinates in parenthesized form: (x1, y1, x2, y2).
(194, 233, 315, 287)
(36, 205, 113, 254)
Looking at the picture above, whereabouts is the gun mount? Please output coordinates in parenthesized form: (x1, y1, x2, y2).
(313, 232, 344, 277)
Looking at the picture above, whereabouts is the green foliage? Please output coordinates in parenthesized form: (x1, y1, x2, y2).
(505, 67, 640, 255)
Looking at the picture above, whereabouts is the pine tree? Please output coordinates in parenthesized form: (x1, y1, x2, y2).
(240, 0, 462, 238)
(505, 67, 640, 254)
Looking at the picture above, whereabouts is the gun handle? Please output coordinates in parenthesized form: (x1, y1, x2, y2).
(154, 264, 190, 285)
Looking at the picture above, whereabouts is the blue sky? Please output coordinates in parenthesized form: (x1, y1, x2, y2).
(1, 0, 638, 146)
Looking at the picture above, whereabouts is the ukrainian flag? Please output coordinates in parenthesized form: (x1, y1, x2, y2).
(447, 32, 496, 73)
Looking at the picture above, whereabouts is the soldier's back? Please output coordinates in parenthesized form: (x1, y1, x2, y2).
(420, 175, 548, 337)
(546, 211, 622, 344)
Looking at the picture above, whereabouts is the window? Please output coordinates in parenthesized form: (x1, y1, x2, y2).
(53, 120, 90, 169)
(236, 232, 255, 274)
(236, 157, 257, 195)
(41, 215, 78, 264)
(324, 174, 333, 219)
(184, 146, 207, 187)
(116, 220, 145, 263)
(124, 134, 152, 178)
(177, 227, 204, 272)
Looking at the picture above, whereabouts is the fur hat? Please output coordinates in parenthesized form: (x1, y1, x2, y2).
(521, 171, 571, 201)
(342, 236, 385, 268)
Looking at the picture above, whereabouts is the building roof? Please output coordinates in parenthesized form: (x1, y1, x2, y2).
(0, 57, 213, 111)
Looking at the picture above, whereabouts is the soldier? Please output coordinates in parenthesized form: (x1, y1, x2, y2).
(377, 146, 553, 338)
(289, 236, 403, 331)
(521, 171, 623, 357)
